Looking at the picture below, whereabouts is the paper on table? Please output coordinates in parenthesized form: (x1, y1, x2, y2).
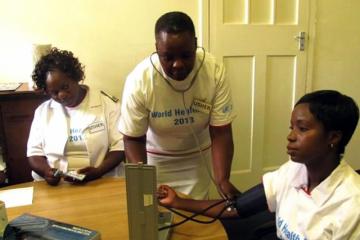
(0, 82, 22, 91)
(0, 187, 33, 208)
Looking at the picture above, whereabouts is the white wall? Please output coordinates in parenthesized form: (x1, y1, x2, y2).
(1, 0, 359, 172)
(0, 0, 199, 97)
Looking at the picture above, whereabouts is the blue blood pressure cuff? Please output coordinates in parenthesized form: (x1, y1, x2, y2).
(233, 183, 268, 218)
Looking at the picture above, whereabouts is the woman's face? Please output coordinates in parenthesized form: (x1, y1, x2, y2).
(287, 103, 332, 165)
(45, 70, 81, 107)
(156, 31, 196, 81)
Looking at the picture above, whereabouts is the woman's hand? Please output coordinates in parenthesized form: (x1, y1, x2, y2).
(44, 168, 61, 186)
(65, 167, 101, 183)
(63, 167, 100, 183)
(157, 185, 179, 208)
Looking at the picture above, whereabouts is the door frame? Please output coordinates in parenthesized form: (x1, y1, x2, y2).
(198, 0, 210, 51)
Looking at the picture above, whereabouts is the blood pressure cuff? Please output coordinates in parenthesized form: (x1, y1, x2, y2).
(233, 183, 268, 218)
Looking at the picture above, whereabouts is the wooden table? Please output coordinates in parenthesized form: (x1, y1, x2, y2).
(5, 178, 227, 240)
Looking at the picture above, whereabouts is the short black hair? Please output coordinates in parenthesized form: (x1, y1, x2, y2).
(155, 11, 195, 38)
(31, 48, 85, 90)
(296, 90, 359, 154)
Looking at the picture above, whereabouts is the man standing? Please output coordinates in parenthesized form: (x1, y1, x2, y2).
(119, 11, 237, 199)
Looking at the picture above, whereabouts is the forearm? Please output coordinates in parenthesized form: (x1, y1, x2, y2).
(209, 124, 234, 183)
(96, 151, 125, 176)
(28, 155, 51, 177)
(29, 155, 60, 185)
(123, 135, 147, 164)
(173, 198, 237, 218)
(173, 184, 268, 219)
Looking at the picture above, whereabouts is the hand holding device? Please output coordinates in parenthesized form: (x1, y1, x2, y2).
(44, 168, 61, 186)
(53, 169, 86, 182)
(77, 166, 102, 182)
(65, 171, 86, 181)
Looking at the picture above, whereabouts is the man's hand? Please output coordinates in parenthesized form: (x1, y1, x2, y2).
(217, 179, 240, 199)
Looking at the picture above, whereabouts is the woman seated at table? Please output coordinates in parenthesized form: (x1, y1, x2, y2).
(27, 48, 125, 186)
(158, 90, 360, 239)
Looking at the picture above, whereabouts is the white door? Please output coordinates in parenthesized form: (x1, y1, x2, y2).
(209, 0, 310, 191)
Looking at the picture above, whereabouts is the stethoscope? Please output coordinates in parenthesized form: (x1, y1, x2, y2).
(149, 46, 206, 93)
(149, 46, 230, 201)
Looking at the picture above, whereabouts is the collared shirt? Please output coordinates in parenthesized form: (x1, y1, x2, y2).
(263, 160, 360, 240)
(27, 86, 124, 179)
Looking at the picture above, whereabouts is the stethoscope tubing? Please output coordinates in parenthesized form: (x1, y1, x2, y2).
(149, 47, 206, 93)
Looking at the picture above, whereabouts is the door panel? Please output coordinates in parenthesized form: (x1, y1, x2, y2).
(223, 56, 254, 171)
(209, 0, 310, 191)
(263, 56, 295, 170)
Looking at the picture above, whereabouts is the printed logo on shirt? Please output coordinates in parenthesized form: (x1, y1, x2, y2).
(192, 99, 212, 114)
(69, 128, 84, 142)
(150, 107, 197, 126)
(88, 122, 105, 133)
(222, 104, 233, 113)
(277, 217, 307, 240)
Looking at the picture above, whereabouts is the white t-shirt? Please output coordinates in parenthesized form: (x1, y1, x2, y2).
(119, 49, 236, 199)
(65, 91, 90, 170)
(263, 160, 360, 240)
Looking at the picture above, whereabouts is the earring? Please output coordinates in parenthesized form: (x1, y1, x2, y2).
(330, 143, 334, 148)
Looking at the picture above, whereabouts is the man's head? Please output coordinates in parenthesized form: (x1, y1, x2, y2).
(155, 11, 197, 81)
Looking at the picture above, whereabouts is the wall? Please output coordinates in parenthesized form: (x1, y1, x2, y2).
(1, 0, 359, 171)
(311, 0, 360, 169)
(0, 0, 199, 97)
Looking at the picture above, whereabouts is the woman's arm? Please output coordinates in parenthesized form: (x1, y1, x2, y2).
(158, 183, 269, 219)
(158, 185, 238, 218)
(28, 156, 60, 186)
(77, 151, 125, 182)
